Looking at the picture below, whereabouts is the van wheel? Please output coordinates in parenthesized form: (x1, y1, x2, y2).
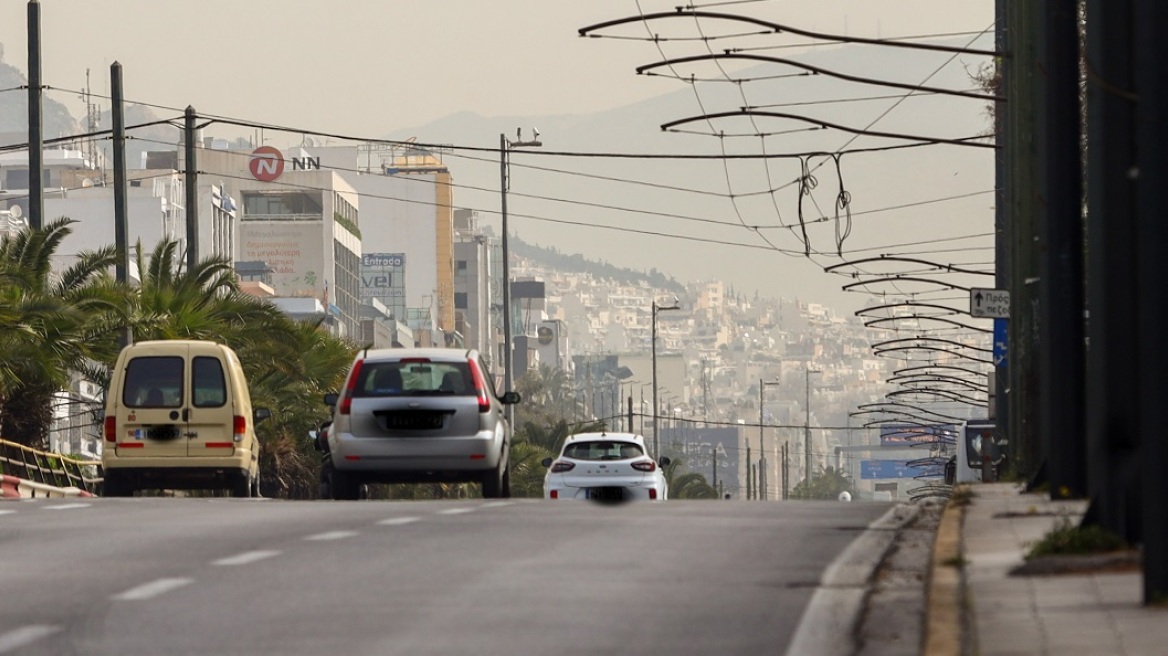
(231, 472, 252, 498)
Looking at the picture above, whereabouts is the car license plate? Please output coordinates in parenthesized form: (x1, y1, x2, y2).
(380, 412, 445, 430)
(586, 487, 624, 501)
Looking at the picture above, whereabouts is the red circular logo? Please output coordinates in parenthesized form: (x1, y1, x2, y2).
(249, 146, 284, 182)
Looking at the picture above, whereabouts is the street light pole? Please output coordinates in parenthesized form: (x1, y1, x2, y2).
(651, 300, 680, 459)
(804, 368, 822, 495)
(500, 129, 541, 426)
(759, 378, 780, 500)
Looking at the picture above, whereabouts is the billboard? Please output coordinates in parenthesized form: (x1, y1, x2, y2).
(879, 423, 957, 447)
(860, 459, 931, 480)
(362, 252, 406, 319)
(239, 222, 326, 297)
(659, 426, 740, 495)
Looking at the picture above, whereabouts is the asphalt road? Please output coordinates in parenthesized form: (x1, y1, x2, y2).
(0, 498, 891, 655)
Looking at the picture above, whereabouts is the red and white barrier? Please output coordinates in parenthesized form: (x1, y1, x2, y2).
(0, 474, 93, 499)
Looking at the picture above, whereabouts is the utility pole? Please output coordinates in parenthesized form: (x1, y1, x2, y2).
(1135, 0, 1168, 604)
(712, 444, 717, 492)
(782, 442, 789, 500)
(804, 369, 820, 495)
(1039, 0, 1087, 499)
(746, 442, 752, 500)
(27, 0, 43, 230)
(758, 379, 764, 500)
(111, 62, 130, 349)
(184, 107, 199, 269)
(499, 129, 541, 427)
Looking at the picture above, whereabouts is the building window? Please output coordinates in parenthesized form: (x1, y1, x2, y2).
(454, 292, 468, 310)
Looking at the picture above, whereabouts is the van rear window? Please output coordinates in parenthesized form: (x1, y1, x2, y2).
(193, 356, 227, 407)
(124, 356, 184, 408)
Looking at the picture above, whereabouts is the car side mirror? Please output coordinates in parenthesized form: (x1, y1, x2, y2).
(501, 391, 521, 405)
(323, 392, 339, 408)
(659, 456, 671, 468)
(253, 407, 272, 424)
(541, 457, 553, 468)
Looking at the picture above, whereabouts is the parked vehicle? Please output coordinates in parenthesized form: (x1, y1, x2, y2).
(320, 348, 520, 500)
(101, 340, 271, 497)
(542, 431, 670, 501)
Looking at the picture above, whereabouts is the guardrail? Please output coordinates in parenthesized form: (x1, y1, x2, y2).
(0, 438, 103, 495)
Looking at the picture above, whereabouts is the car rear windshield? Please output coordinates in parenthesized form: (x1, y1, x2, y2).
(351, 360, 475, 397)
(563, 441, 644, 461)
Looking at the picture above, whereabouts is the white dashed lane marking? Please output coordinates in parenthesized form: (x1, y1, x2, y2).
(481, 501, 514, 509)
(0, 510, 15, 516)
(43, 503, 90, 511)
(304, 530, 359, 541)
(112, 578, 193, 601)
(213, 550, 282, 566)
(377, 517, 420, 526)
(438, 508, 475, 515)
(0, 625, 59, 653)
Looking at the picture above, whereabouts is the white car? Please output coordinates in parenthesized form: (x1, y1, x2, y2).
(542, 432, 669, 501)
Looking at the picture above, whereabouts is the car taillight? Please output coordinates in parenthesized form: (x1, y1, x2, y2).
(631, 461, 657, 472)
(551, 461, 575, 473)
(649, 489, 658, 500)
(340, 358, 364, 415)
(104, 416, 116, 442)
(467, 358, 491, 413)
(233, 415, 246, 441)
(550, 490, 559, 499)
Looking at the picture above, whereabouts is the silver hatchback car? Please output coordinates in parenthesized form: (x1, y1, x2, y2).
(320, 348, 521, 500)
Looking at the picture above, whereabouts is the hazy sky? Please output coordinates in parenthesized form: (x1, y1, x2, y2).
(0, 1, 992, 137)
(0, 1, 998, 312)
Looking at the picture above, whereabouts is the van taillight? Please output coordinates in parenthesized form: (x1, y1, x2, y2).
(467, 358, 491, 413)
(340, 359, 364, 415)
(233, 415, 246, 441)
(104, 416, 116, 442)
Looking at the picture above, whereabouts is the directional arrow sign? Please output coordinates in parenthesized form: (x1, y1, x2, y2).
(970, 287, 1010, 318)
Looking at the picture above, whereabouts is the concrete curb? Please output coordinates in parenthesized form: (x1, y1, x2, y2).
(924, 489, 966, 656)
(0, 474, 94, 499)
(785, 503, 921, 656)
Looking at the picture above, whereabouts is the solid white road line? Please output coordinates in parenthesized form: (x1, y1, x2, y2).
(0, 510, 15, 516)
(42, 503, 90, 511)
(304, 530, 359, 541)
(438, 508, 475, 515)
(481, 501, 514, 509)
(213, 550, 282, 566)
(0, 625, 59, 653)
(377, 517, 420, 526)
(784, 504, 914, 656)
(112, 577, 194, 601)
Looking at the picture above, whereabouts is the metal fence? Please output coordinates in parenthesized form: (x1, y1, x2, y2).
(0, 438, 103, 494)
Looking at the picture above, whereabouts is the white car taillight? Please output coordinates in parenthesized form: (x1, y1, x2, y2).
(467, 358, 491, 413)
(340, 359, 364, 415)
(631, 461, 657, 472)
(550, 461, 575, 473)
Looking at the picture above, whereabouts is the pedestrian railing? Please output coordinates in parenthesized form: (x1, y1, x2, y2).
(0, 438, 103, 494)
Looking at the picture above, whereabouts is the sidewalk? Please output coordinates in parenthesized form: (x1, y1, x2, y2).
(940, 482, 1166, 656)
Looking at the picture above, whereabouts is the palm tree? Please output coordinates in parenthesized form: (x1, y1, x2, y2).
(0, 219, 127, 448)
(663, 457, 718, 499)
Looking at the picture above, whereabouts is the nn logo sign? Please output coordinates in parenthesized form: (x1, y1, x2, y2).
(249, 147, 322, 182)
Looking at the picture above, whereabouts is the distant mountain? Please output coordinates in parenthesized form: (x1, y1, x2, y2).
(0, 43, 79, 146)
(384, 38, 995, 314)
(511, 233, 685, 294)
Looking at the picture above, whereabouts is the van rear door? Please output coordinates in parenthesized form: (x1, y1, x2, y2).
(115, 351, 188, 458)
(184, 348, 235, 455)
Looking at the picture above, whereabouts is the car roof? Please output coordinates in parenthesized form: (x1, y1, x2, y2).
(360, 347, 475, 363)
(565, 432, 645, 444)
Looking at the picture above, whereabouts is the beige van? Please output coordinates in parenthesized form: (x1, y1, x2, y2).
(101, 340, 271, 497)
